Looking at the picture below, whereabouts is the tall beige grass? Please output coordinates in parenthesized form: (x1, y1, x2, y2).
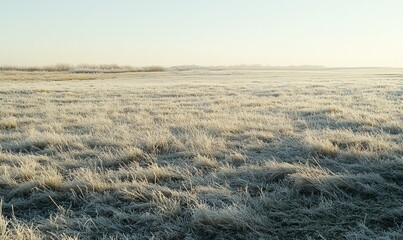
(0, 68, 402, 239)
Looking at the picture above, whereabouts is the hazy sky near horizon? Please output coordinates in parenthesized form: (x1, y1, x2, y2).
(1, 1, 402, 67)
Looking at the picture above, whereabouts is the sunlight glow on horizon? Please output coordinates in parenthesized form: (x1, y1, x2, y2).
(1, 0, 402, 68)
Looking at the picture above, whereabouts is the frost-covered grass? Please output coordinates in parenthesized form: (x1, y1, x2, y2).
(0, 68, 402, 239)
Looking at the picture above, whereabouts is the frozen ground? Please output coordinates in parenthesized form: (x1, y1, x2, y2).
(0, 68, 402, 239)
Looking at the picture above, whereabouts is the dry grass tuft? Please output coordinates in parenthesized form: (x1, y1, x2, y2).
(0, 117, 17, 129)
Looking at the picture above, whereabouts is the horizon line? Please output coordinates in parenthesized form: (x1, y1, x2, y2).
(1, 63, 402, 70)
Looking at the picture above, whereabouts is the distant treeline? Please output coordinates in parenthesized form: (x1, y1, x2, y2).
(0, 64, 331, 73)
(0, 64, 165, 73)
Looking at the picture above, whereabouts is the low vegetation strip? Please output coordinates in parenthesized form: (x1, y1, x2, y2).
(0, 64, 165, 73)
(0, 69, 402, 239)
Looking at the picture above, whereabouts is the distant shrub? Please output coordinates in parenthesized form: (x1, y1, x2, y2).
(42, 64, 72, 72)
(139, 66, 166, 72)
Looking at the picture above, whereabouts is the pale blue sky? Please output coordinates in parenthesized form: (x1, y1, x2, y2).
(1, 1, 402, 67)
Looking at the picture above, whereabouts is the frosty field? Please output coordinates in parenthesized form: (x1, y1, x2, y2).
(0, 68, 402, 239)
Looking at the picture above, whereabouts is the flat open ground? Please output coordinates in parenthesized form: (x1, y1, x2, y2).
(0, 69, 402, 239)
